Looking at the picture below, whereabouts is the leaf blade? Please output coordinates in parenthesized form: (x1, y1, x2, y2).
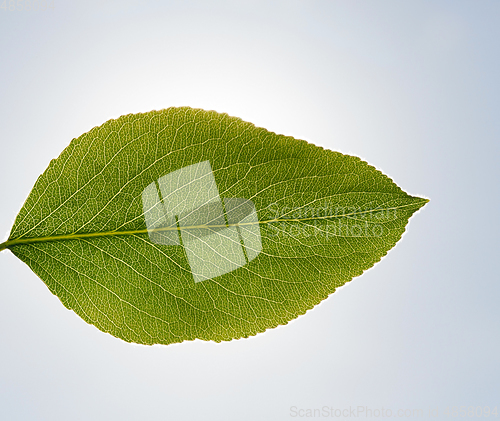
(6, 107, 428, 344)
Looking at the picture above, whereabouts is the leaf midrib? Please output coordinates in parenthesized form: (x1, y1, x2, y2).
(0, 201, 427, 252)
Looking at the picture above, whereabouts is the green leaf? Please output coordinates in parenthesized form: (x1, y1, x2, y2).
(0, 107, 428, 345)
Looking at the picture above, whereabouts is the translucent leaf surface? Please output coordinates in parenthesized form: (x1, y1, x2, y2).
(1, 107, 428, 345)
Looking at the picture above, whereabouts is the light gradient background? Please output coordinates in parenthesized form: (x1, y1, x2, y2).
(1, 1, 499, 420)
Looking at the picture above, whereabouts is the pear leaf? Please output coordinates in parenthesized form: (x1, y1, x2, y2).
(0, 107, 428, 345)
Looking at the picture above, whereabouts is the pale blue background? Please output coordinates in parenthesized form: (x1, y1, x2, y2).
(1, 1, 499, 420)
